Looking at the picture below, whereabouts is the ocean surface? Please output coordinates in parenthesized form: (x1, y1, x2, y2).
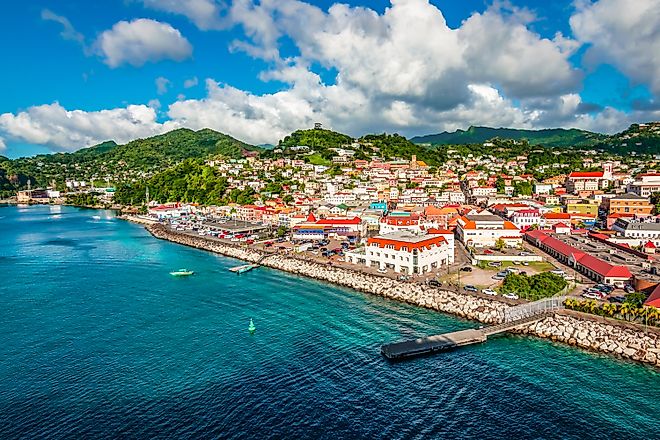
(1, 205, 658, 439)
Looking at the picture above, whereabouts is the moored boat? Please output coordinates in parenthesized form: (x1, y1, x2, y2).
(170, 268, 194, 276)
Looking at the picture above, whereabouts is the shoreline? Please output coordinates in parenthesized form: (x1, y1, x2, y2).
(144, 222, 660, 367)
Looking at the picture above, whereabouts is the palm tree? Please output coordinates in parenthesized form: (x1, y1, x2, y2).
(602, 303, 617, 317)
(619, 302, 632, 321)
(648, 307, 660, 327)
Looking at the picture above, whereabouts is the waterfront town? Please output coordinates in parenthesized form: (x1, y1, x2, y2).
(13, 133, 660, 317)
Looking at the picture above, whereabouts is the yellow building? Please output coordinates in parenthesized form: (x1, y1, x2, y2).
(566, 200, 599, 216)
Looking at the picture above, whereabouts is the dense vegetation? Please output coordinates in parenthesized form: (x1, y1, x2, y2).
(113, 159, 231, 206)
(596, 123, 660, 154)
(0, 128, 261, 190)
(358, 133, 441, 165)
(279, 128, 353, 150)
(411, 126, 608, 147)
(564, 297, 659, 327)
(65, 192, 101, 207)
(499, 272, 568, 300)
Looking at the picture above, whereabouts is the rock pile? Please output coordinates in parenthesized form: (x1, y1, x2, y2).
(146, 223, 660, 367)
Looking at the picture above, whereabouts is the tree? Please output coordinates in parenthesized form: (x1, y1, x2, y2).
(495, 238, 506, 251)
(513, 181, 532, 196)
(495, 176, 505, 194)
(276, 226, 288, 237)
(283, 194, 294, 204)
(651, 192, 660, 214)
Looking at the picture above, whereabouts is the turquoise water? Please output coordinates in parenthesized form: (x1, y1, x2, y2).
(1, 205, 658, 439)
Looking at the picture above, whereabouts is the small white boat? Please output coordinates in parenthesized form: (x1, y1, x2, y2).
(170, 269, 194, 277)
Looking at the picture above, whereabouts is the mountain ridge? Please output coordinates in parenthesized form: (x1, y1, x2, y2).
(410, 125, 609, 147)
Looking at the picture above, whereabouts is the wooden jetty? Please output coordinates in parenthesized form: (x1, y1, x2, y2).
(382, 297, 567, 360)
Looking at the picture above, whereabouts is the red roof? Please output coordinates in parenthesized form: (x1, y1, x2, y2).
(569, 171, 604, 178)
(644, 241, 657, 249)
(306, 212, 317, 222)
(645, 284, 660, 308)
(316, 216, 361, 225)
(368, 235, 446, 251)
(526, 230, 631, 279)
(543, 212, 571, 220)
(554, 222, 570, 229)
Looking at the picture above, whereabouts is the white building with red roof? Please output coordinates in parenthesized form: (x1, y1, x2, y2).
(346, 230, 453, 274)
(455, 211, 522, 248)
(565, 162, 613, 194)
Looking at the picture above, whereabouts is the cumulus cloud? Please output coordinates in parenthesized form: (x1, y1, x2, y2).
(155, 76, 171, 94)
(183, 76, 199, 88)
(571, 0, 660, 94)
(94, 19, 193, 67)
(7, 0, 657, 153)
(0, 103, 177, 151)
(0, 138, 6, 152)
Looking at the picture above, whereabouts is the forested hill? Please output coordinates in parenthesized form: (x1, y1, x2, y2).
(410, 126, 608, 147)
(597, 123, 660, 154)
(274, 128, 442, 166)
(0, 128, 261, 191)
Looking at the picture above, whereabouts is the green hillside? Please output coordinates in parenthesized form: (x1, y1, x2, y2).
(411, 125, 608, 147)
(0, 128, 260, 191)
(597, 123, 660, 154)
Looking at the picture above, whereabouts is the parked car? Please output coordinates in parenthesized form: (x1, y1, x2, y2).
(503, 293, 519, 300)
(482, 289, 498, 296)
(464, 285, 478, 292)
(582, 292, 601, 300)
(609, 295, 626, 303)
(550, 269, 565, 276)
(460, 266, 473, 272)
(521, 262, 529, 266)
(377, 268, 387, 274)
(624, 285, 635, 294)
(492, 274, 505, 281)
(429, 280, 441, 287)
(488, 261, 502, 267)
(519, 252, 531, 256)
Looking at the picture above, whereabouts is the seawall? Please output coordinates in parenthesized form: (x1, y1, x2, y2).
(145, 223, 660, 367)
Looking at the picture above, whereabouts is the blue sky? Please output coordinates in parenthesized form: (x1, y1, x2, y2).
(1, 0, 658, 158)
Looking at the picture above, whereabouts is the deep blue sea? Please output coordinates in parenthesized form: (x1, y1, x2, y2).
(1, 205, 658, 439)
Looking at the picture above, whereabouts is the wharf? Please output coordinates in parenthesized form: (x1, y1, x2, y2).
(381, 329, 486, 359)
(381, 309, 557, 360)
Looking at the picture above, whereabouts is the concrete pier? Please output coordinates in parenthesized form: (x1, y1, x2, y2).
(381, 329, 487, 359)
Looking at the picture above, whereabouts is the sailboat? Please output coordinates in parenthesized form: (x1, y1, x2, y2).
(248, 318, 256, 333)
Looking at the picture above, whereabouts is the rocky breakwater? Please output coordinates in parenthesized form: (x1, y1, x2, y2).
(517, 312, 660, 367)
(146, 224, 660, 367)
(146, 224, 507, 324)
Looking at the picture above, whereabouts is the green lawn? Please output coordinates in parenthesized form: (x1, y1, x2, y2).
(307, 153, 331, 166)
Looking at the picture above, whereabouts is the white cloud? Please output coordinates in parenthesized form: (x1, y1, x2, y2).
(41, 9, 85, 46)
(6, 0, 656, 154)
(0, 138, 6, 152)
(571, 0, 660, 94)
(0, 103, 177, 151)
(183, 76, 199, 88)
(140, 0, 228, 30)
(155, 76, 171, 95)
(94, 19, 193, 67)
